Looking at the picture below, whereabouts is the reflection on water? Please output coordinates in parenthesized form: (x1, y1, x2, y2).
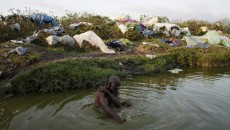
(1, 68, 230, 130)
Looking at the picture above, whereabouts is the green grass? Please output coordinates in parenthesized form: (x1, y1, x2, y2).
(1, 46, 230, 96)
(0, 47, 41, 72)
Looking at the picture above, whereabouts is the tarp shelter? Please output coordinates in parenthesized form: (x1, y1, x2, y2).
(73, 31, 115, 54)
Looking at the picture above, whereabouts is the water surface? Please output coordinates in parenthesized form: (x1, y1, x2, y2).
(1, 68, 230, 130)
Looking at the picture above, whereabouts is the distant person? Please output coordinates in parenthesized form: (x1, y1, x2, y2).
(94, 76, 131, 123)
(29, 13, 59, 29)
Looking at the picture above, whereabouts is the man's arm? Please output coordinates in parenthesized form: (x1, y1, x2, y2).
(99, 92, 125, 123)
(99, 87, 122, 107)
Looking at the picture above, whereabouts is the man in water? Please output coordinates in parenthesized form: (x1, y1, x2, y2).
(94, 76, 131, 123)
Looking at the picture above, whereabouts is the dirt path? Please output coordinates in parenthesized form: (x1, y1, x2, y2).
(0, 41, 166, 80)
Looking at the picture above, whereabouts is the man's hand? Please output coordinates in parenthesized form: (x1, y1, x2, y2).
(117, 117, 126, 123)
(98, 86, 109, 93)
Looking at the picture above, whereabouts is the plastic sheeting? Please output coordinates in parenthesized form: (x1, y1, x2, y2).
(202, 30, 221, 45)
(29, 13, 59, 29)
(181, 27, 191, 36)
(73, 31, 115, 54)
(200, 26, 208, 32)
(184, 36, 207, 46)
(44, 26, 65, 36)
(7, 46, 27, 55)
(10, 30, 41, 44)
(220, 36, 230, 47)
(107, 40, 125, 51)
(15, 46, 27, 55)
(118, 38, 133, 46)
(118, 24, 128, 34)
(140, 16, 159, 27)
(10, 23, 20, 31)
(170, 29, 181, 37)
(154, 23, 179, 32)
(46, 35, 75, 46)
(184, 30, 230, 47)
(69, 22, 93, 29)
(153, 23, 181, 36)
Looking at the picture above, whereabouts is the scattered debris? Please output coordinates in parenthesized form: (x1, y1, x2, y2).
(7, 46, 27, 55)
(10, 30, 41, 44)
(44, 26, 65, 36)
(146, 54, 156, 59)
(10, 23, 20, 31)
(46, 35, 75, 46)
(107, 40, 125, 51)
(69, 22, 93, 29)
(15, 46, 27, 55)
(168, 68, 183, 74)
(142, 42, 160, 47)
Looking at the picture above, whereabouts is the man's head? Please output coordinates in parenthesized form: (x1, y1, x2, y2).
(108, 76, 121, 93)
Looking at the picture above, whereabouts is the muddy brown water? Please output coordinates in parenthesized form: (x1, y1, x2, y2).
(1, 68, 230, 130)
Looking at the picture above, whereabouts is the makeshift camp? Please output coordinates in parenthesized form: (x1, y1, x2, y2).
(46, 35, 75, 46)
(73, 31, 115, 54)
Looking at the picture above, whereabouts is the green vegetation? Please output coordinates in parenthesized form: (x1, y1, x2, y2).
(1, 45, 230, 96)
(0, 43, 41, 73)
(0, 9, 230, 97)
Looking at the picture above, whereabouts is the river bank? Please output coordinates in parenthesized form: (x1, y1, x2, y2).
(1, 40, 230, 98)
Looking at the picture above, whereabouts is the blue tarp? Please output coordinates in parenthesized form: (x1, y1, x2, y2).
(29, 13, 59, 29)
